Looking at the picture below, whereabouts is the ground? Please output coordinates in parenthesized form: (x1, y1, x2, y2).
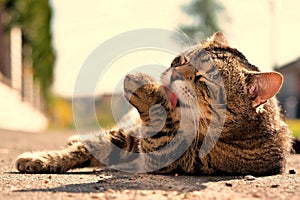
(0, 130, 300, 200)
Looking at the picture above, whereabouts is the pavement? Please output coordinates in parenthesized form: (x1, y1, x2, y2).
(1, 129, 300, 200)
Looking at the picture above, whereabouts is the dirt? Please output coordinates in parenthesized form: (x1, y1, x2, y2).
(0, 129, 300, 200)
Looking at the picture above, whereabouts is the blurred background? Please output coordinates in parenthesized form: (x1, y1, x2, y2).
(0, 0, 299, 136)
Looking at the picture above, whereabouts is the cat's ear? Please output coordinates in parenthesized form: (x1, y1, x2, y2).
(248, 72, 283, 107)
(211, 32, 229, 46)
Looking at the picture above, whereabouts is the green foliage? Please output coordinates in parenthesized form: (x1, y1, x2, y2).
(180, 0, 226, 40)
(47, 95, 116, 130)
(1, 0, 55, 101)
(48, 95, 74, 129)
(95, 95, 116, 128)
(287, 120, 300, 138)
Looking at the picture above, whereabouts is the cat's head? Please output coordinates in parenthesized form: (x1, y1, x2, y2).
(161, 32, 283, 126)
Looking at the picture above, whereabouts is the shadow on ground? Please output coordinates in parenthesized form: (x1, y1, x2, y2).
(13, 169, 240, 193)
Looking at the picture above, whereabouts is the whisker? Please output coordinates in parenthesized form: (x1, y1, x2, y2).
(175, 27, 196, 49)
(187, 104, 201, 149)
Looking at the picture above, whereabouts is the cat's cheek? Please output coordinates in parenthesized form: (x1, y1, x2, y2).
(160, 69, 172, 86)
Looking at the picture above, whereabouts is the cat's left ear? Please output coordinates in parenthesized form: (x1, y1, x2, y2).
(247, 72, 283, 107)
(211, 32, 229, 46)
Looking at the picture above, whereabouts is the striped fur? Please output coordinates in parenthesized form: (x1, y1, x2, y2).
(16, 32, 291, 175)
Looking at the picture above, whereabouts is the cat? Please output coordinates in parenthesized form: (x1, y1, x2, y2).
(16, 32, 291, 175)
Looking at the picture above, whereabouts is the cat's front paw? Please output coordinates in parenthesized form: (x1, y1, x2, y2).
(124, 72, 155, 93)
(123, 73, 166, 115)
(16, 152, 48, 173)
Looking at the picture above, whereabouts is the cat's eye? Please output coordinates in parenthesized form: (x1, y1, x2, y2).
(195, 71, 205, 82)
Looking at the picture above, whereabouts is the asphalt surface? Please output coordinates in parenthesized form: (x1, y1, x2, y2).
(1, 129, 300, 200)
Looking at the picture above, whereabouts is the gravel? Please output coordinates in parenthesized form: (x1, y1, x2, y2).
(1, 129, 300, 200)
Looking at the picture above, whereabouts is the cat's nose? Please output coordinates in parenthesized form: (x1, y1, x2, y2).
(170, 69, 184, 82)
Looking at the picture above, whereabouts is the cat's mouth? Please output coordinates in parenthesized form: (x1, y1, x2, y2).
(162, 86, 179, 108)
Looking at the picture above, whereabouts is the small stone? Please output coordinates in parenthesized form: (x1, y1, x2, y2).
(252, 192, 260, 198)
(225, 182, 232, 187)
(139, 191, 148, 196)
(174, 173, 179, 177)
(107, 189, 114, 193)
(244, 175, 256, 181)
(271, 184, 279, 188)
(44, 180, 49, 184)
(129, 176, 137, 180)
(289, 169, 296, 174)
(91, 195, 99, 199)
(48, 175, 52, 179)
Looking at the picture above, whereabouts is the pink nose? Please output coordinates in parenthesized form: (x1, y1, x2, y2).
(171, 70, 184, 82)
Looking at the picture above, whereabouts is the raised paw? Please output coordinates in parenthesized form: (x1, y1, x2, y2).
(123, 73, 168, 117)
(124, 72, 155, 93)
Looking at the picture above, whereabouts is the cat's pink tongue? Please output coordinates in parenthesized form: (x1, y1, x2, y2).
(162, 86, 178, 108)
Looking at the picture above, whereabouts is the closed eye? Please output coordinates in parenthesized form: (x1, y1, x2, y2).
(195, 71, 205, 82)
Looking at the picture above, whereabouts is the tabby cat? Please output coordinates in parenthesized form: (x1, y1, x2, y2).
(16, 32, 291, 175)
